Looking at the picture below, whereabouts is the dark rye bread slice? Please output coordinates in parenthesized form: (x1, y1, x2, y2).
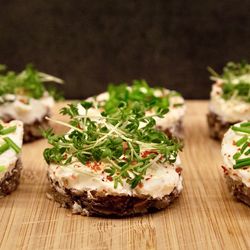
(0, 158, 22, 197)
(23, 116, 50, 142)
(225, 175, 250, 207)
(2, 115, 50, 143)
(207, 111, 238, 140)
(47, 176, 181, 217)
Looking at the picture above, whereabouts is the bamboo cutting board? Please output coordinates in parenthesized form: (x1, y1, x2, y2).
(0, 101, 249, 250)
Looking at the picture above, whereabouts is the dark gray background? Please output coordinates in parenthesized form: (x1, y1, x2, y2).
(0, 0, 250, 99)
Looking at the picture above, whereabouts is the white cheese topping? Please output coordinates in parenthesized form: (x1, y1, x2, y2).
(87, 88, 186, 132)
(0, 120, 24, 180)
(0, 92, 54, 124)
(221, 122, 250, 187)
(48, 155, 182, 199)
(209, 82, 250, 123)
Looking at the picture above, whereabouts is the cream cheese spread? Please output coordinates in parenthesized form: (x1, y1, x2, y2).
(48, 155, 183, 199)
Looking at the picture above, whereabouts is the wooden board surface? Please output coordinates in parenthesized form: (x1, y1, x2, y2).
(0, 101, 249, 250)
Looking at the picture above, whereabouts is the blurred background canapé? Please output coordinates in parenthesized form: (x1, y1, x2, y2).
(0, 0, 250, 99)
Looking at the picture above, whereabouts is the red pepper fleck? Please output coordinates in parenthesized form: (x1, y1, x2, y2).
(85, 161, 101, 171)
(221, 165, 229, 175)
(106, 176, 113, 181)
(232, 141, 236, 146)
(141, 150, 158, 158)
(138, 182, 143, 188)
(122, 142, 128, 153)
(175, 167, 183, 174)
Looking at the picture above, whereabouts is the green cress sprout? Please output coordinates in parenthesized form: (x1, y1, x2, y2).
(43, 100, 182, 189)
(231, 122, 250, 169)
(0, 64, 63, 101)
(208, 61, 250, 102)
(98, 80, 183, 115)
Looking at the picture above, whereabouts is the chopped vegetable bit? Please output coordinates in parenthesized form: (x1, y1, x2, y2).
(3, 137, 21, 153)
(0, 126, 16, 135)
(0, 142, 10, 155)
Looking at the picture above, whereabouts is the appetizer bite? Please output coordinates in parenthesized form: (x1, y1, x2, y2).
(221, 121, 250, 206)
(88, 80, 186, 139)
(44, 101, 183, 217)
(208, 61, 250, 140)
(0, 120, 23, 197)
(0, 64, 63, 142)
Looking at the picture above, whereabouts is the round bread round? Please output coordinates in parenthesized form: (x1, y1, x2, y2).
(44, 100, 183, 217)
(47, 158, 183, 217)
(47, 175, 182, 217)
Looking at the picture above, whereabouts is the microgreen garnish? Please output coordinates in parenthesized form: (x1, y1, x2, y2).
(208, 61, 250, 102)
(97, 80, 182, 115)
(231, 122, 250, 168)
(43, 101, 182, 189)
(0, 64, 64, 101)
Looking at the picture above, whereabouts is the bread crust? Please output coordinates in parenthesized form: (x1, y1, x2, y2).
(0, 158, 22, 197)
(22, 116, 50, 142)
(225, 174, 250, 207)
(47, 175, 181, 217)
(207, 111, 237, 140)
